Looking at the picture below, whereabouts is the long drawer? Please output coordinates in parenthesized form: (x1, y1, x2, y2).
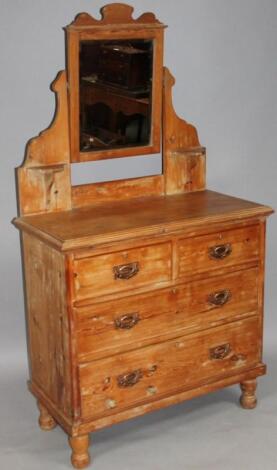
(79, 316, 261, 420)
(178, 224, 260, 278)
(73, 242, 172, 301)
(75, 268, 259, 362)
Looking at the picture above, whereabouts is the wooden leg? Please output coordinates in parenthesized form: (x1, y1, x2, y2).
(37, 401, 57, 430)
(69, 435, 91, 469)
(240, 379, 257, 409)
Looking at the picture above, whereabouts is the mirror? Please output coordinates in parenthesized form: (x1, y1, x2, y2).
(66, 5, 165, 162)
(79, 39, 153, 152)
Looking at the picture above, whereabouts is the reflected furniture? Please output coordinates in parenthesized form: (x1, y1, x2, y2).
(79, 38, 153, 151)
(13, 3, 273, 468)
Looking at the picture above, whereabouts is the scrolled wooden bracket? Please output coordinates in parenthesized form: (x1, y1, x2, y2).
(23, 70, 70, 168)
(163, 67, 206, 195)
(16, 70, 71, 216)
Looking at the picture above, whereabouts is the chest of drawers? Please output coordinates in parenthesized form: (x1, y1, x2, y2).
(14, 190, 273, 467)
(13, 4, 273, 468)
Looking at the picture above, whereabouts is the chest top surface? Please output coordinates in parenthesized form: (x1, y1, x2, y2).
(13, 190, 272, 251)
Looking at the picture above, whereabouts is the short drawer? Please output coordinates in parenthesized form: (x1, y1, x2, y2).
(73, 242, 172, 301)
(79, 316, 260, 419)
(75, 268, 259, 362)
(178, 224, 260, 278)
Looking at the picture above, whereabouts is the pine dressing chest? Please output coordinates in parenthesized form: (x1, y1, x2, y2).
(13, 4, 273, 468)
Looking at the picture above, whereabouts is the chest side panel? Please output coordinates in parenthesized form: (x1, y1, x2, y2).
(22, 233, 72, 418)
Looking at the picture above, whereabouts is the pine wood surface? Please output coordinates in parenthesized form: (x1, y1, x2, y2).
(78, 316, 260, 420)
(68, 4, 164, 28)
(163, 67, 206, 195)
(72, 175, 164, 208)
(178, 223, 260, 277)
(38, 401, 57, 431)
(16, 71, 71, 216)
(69, 434, 91, 469)
(29, 363, 266, 437)
(13, 190, 273, 251)
(73, 242, 171, 301)
(12, 3, 274, 468)
(75, 267, 259, 362)
(22, 233, 72, 418)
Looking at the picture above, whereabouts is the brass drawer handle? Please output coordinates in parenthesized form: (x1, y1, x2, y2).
(208, 243, 232, 260)
(114, 313, 140, 330)
(210, 343, 231, 360)
(117, 369, 143, 388)
(113, 262, 139, 280)
(208, 289, 232, 306)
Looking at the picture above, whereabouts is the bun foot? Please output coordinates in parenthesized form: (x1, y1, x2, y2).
(240, 379, 257, 409)
(69, 435, 91, 469)
(37, 401, 57, 430)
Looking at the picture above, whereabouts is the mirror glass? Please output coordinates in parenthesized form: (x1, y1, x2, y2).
(79, 39, 153, 152)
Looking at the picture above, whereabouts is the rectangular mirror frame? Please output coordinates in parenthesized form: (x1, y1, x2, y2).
(66, 23, 165, 163)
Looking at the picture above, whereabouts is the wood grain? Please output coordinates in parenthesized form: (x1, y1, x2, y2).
(69, 435, 90, 469)
(17, 164, 71, 216)
(73, 242, 172, 301)
(240, 379, 257, 409)
(76, 268, 259, 362)
(28, 363, 266, 436)
(79, 316, 260, 420)
(163, 67, 206, 194)
(72, 175, 164, 208)
(22, 233, 72, 418)
(69, 4, 164, 28)
(178, 224, 260, 278)
(16, 71, 71, 216)
(37, 401, 57, 431)
(13, 191, 273, 251)
(22, 71, 70, 168)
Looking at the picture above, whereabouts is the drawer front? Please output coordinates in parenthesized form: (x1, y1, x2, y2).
(76, 268, 259, 362)
(73, 242, 172, 301)
(79, 316, 260, 420)
(178, 224, 260, 278)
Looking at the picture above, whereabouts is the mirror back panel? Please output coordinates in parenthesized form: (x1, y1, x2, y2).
(66, 4, 166, 163)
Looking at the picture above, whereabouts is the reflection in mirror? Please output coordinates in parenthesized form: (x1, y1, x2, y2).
(79, 39, 153, 152)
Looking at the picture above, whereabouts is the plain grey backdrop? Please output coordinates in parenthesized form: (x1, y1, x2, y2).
(0, 1, 277, 469)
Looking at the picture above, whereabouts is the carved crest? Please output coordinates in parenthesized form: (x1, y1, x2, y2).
(69, 3, 163, 28)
